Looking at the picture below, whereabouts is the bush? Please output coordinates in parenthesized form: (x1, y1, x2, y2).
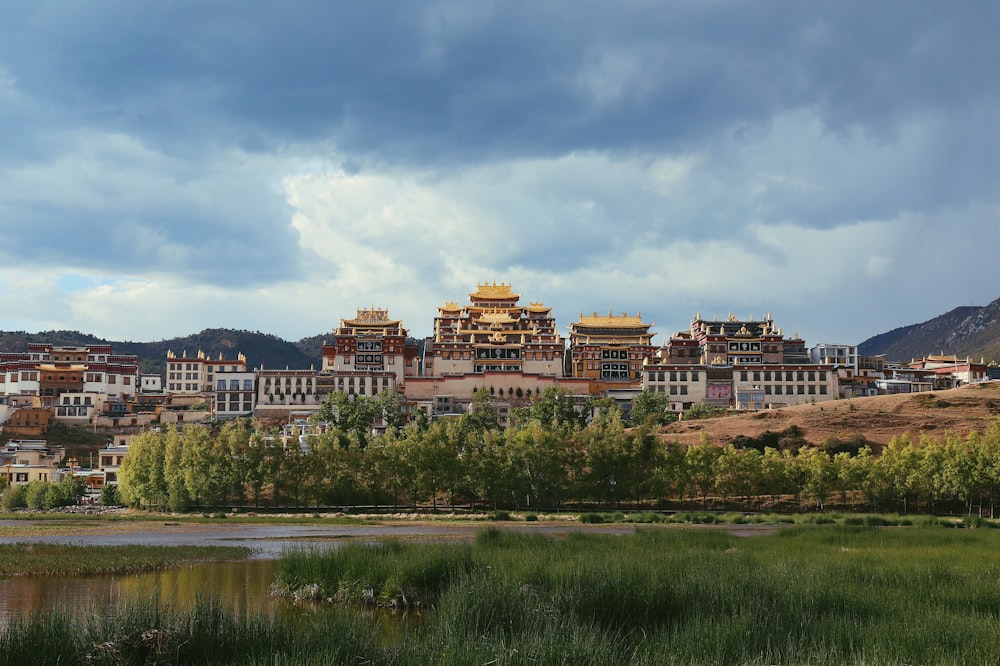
(1, 485, 27, 512)
(100, 484, 121, 507)
(524, 512, 538, 522)
(26, 481, 49, 510)
(491, 510, 512, 521)
(580, 513, 605, 524)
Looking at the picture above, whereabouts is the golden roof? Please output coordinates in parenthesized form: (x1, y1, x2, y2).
(439, 300, 462, 312)
(478, 310, 517, 325)
(526, 301, 550, 313)
(574, 310, 650, 328)
(471, 281, 519, 301)
(342, 307, 400, 328)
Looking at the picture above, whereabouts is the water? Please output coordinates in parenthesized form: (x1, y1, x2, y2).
(0, 559, 281, 623)
(0, 520, 641, 622)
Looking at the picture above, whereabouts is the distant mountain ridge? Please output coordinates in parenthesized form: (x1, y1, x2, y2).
(0, 329, 330, 377)
(859, 296, 1000, 363)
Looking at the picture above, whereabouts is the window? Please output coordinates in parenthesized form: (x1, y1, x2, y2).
(217, 380, 226, 390)
(797, 385, 805, 394)
(243, 380, 253, 390)
(230, 380, 239, 390)
(691, 372, 699, 382)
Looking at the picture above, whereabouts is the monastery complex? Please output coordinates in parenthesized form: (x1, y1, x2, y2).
(0, 282, 994, 432)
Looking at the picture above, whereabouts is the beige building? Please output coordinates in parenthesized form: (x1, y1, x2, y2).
(643, 313, 839, 412)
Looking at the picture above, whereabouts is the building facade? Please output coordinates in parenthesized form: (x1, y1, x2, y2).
(566, 311, 655, 388)
(165, 350, 248, 394)
(643, 313, 839, 411)
(407, 282, 588, 416)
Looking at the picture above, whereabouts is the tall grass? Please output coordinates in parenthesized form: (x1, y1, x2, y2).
(274, 525, 1000, 664)
(9, 526, 1000, 663)
(0, 597, 381, 666)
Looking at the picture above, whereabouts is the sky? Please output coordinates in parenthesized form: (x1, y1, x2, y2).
(1, 2, 998, 347)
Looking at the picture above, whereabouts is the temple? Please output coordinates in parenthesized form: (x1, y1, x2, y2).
(407, 282, 588, 420)
(321, 307, 420, 387)
(566, 310, 656, 387)
(642, 313, 837, 411)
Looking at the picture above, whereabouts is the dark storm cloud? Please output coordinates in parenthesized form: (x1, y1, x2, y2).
(5, 2, 996, 161)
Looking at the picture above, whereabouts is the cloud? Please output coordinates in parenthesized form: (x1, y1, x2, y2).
(0, 2, 997, 352)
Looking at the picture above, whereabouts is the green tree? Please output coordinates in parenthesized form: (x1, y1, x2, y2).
(797, 447, 833, 512)
(529, 387, 586, 432)
(1, 485, 27, 512)
(26, 481, 48, 510)
(629, 390, 675, 427)
(100, 483, 121, 507)
(44, 477, 85, 509)
(685, 438, 722, 508)
(118, 431, 168, 509)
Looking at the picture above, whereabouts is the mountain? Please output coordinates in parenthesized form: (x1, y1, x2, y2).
(0, 329, 330, 377)
(858, 297, 1000, 363)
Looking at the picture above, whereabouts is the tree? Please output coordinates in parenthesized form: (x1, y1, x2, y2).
(797, 447, 833, 512)
(528, 387, 586, 432)
(629, 390, 675, 427)
(118, 431, 168, 509)
(1, 485, 26, 512)
(100, 483, 121, 507)
(685, 438, 722, 508)
(44, 477, 85, 509)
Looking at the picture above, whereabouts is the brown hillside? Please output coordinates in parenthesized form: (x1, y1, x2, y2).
(658, 382, 1000, 449)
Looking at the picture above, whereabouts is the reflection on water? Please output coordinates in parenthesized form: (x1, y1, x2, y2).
(0, 558, 428, 642)
(0, 560, 282, 623)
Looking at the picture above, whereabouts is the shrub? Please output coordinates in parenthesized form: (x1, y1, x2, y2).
(491, 510, 512, 521)
(100, 484, 121, 507)
(580, 513, 604, 524)
(524, 512, 538, 522)
(26, 481, 49, 510)
(1, 485, 27, 512)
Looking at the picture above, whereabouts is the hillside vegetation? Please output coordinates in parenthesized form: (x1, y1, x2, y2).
(0, 329, 326, 376)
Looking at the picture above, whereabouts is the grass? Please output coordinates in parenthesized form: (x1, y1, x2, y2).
(7, 525, 1000, 662)
(269, 525, 1000, 664)
(0, 598, 381, 666)
(0, 543, 253, 576)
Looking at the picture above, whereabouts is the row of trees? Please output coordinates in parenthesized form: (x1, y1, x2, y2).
(117, 388, 1000, 515)
(1, 477, 86, 512)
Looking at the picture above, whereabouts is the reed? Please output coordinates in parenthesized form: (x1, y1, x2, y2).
(8, 526, 1000, 663)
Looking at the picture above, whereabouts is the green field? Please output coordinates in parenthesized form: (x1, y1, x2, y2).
(4, 525, 1000, 664)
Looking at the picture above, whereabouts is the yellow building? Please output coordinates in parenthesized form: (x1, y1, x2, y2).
(422, 282, 565, 378)
(408, 282, 588, 416)
(566, 310, 655, 385)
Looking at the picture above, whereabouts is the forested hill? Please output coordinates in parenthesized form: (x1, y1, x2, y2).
(0, 329, 329, 377)
(858, 296, 1000, 363)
